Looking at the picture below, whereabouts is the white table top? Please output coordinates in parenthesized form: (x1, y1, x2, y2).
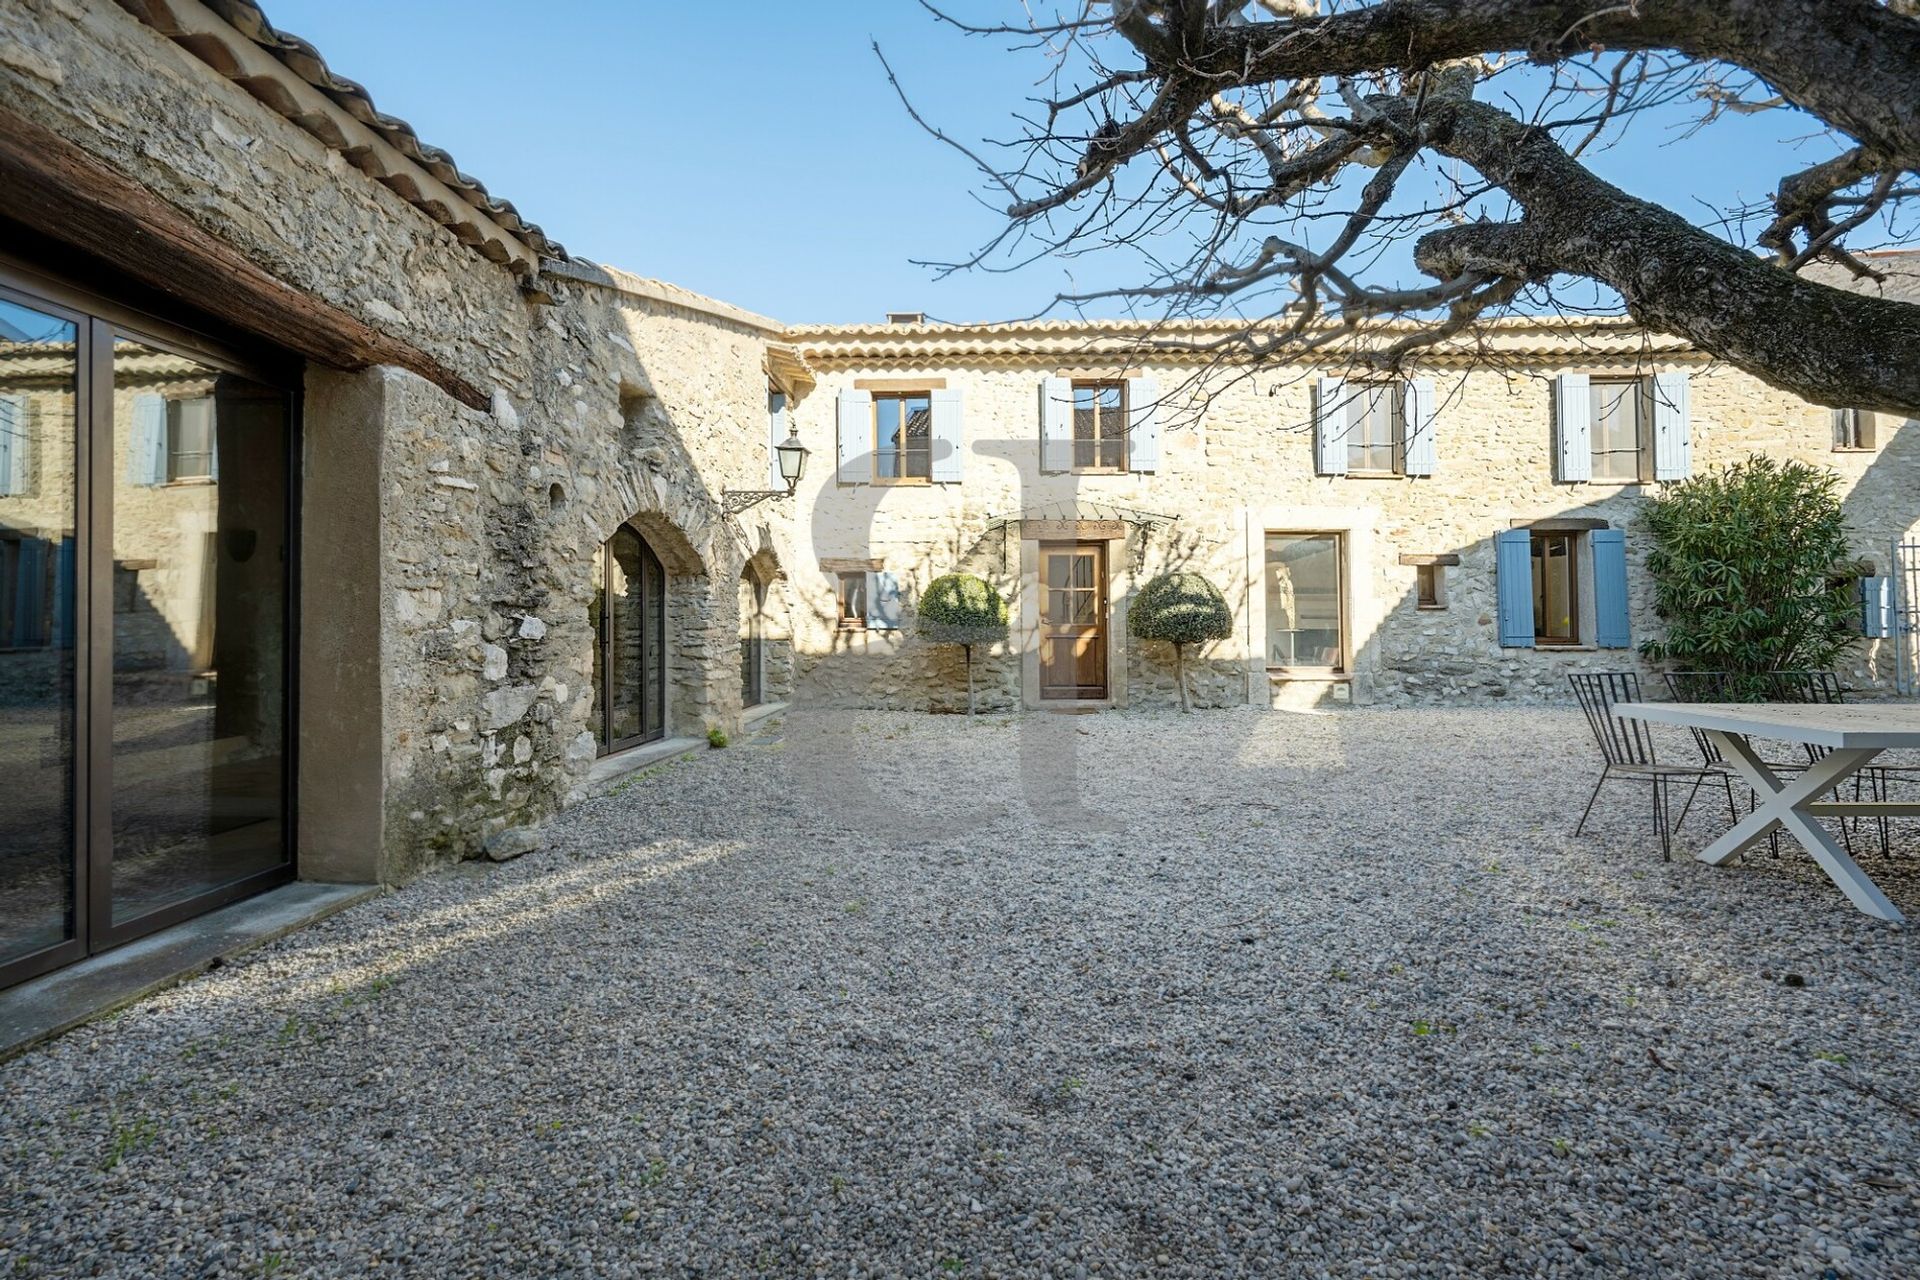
(1615, 701, 1920, 749)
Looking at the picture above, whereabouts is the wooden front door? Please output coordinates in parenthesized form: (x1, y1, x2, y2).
(1039, 543, 1107, 700)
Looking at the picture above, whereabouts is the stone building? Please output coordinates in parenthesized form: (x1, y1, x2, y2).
(782, 315, 1918, 713)
(0, 0, 1911, 994)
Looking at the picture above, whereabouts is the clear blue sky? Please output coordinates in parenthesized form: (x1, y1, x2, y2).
(264, 2, 1846, 325)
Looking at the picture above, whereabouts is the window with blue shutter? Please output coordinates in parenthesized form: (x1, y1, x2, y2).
(1126, 376, 1159, 472)
(835, 389, 871, 486)
(866, 570, 904, 631)
(1313, 376, 1348, 476)
(1650, 371, 1692, 481)
(11, 536, 46, 648)
(1403, 378, 1436, 477)
(129, 393, 167, 487)
(1861, 575, 1892, 638)
(1495, 529, 1535, 648)
(930, 387, 964, 483)
(50, 536, 74, 650)
(767, 387, 788, 489)
(0, 393, 28, 496)
(1591, 529, 1631, 648)
(1554, 373, 1592, 483)
(1039, 377, 1072, 472)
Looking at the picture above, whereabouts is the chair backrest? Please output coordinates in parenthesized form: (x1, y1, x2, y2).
(1569, 671, 1660, 767)
(1663, 671, 1731, 765)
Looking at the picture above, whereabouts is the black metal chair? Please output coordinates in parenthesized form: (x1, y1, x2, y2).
(1570, 672, 1725, 861)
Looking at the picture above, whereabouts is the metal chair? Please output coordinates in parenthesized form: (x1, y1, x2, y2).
(1663, 669, 1883, 857)
(1570, 672, 1724, 861)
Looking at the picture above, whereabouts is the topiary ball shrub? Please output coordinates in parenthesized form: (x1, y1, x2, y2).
(1129, 571, 1232, 711)
(918, 573, 1009, 716)
(918, 573, 1009, 643)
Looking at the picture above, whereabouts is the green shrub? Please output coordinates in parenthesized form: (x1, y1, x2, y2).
(707, 726, 729, 749)
(1640, 455, 1861, 681)
(918, 573, 1009, 717)
(1128, 571, 1232, 711)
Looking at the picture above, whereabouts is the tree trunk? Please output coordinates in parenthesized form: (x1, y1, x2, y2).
(1175, 643, 1190, 713)
(963, 643, 975, 718)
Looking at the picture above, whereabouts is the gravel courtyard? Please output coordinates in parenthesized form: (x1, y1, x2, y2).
(3, 706, 1918, 1279)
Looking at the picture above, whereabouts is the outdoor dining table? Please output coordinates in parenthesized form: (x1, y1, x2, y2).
(1614, 701, 1920, 923)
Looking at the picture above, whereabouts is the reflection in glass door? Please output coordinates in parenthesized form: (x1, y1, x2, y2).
(0, 266, 296, 990)
(0, 296, 79, 978)
(591, 524, 667, 754)
(109, 339, 290, 926)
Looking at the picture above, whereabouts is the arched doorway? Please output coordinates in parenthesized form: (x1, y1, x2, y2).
(590, 524, 667, 754)
(739, 566, 767, 708)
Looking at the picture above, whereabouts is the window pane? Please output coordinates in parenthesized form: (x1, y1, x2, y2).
(1348, 385, 1397, 471)
(1097, 383, 1122, 412)
(1074, 393, 1097, 442)
(875, 396, 902, 452)
(0, 296, 78, 967)
(167, 396, 215, 481)
(1590, 382, 1640, 479)
(1531, 534, 1576, 642)
(110, 340, 288, 925)
(1265, 534, 1342, 668)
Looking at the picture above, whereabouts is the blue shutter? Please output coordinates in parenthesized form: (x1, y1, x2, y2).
(1314, 376, 1348, 476)
(1039, 377, 1072, 472)
(129, 393, 167, 487)
(1125, 375, 1159, 472)
(1592, 529, 1631, 648)
(1650, 371, 1692, 481)
(1495, 529, 1535, 648)
(866, 570, 903, 630)
(930, 387, 964, 483)
(1861, 575, 1892, 638)
(0, 393, 26, 495)
(1554, 374, 1591, 483)
(1403, 378, 1436, 477)
(835, 389, 870, 486)
(50, 536, 75, 650)
(12, 536, 45, 648)
(767, 388, 788, 488)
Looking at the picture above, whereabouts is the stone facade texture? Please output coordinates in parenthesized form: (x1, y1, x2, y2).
(3, 0, 1914, 894)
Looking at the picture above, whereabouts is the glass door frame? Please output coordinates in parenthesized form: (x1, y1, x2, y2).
(0, 256, 301, 990)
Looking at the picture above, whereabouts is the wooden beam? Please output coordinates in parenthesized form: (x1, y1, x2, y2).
(1398, 553, 1462, 566)
(0, 105, 490, 410)
(1511, 517, 1610, 532)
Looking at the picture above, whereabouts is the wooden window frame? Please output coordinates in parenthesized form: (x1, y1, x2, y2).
(1415, 561, 1447, 610)
(1345, 382, 1403, 477)
(1587, 377, 1646, 484)
(1831, 407, 1877, 452)
(871, 390, 933, 485)
(1070, 379, 1128, 474)
(836, 571, 868, 630)
(1530, 529, 1581, 645)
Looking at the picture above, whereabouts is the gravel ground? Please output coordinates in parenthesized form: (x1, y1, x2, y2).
(4, 706, 1918, 1279)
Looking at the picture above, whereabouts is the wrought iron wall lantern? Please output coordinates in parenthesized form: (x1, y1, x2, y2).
(722, 426, 809, 516)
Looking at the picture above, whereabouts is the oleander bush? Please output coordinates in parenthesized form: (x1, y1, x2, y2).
(1640, 455, 1861, 685)
(918, 573, 1009, 717)
(1129, 571, 1233, 712)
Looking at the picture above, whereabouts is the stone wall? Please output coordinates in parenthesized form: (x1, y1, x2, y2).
(2, 0, 799, 878)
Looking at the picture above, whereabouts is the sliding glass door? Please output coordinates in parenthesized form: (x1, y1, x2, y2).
(0, 264, 296, 988)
